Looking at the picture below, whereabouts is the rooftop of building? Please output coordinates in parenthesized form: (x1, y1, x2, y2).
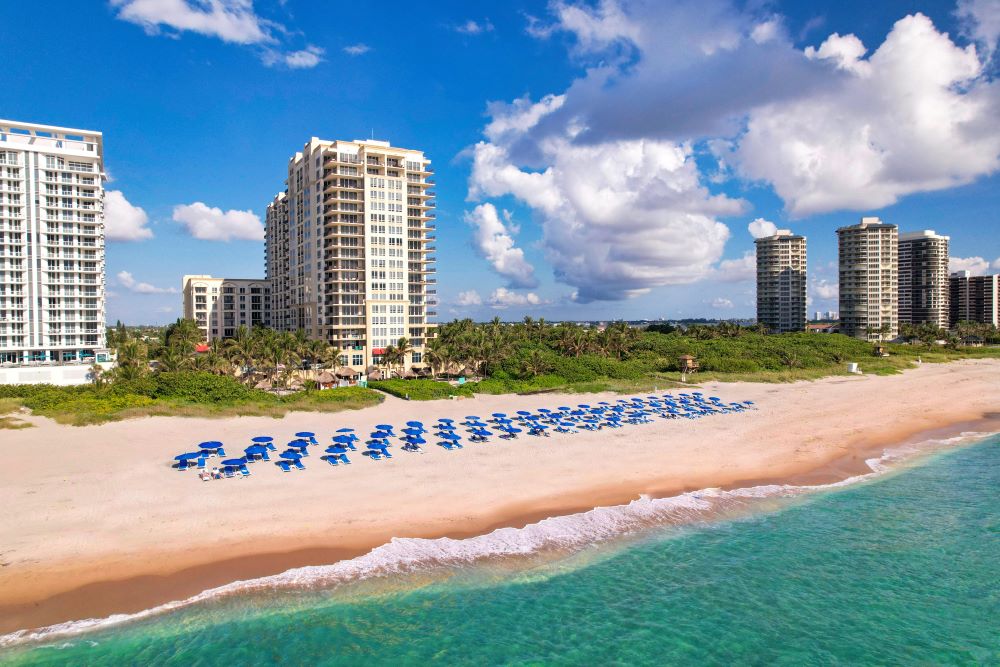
(0, 118, 103, 156)
(837, 216, 897, 232)
(899, 229, 950, 241)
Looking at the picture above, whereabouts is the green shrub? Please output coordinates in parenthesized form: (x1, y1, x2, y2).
(153, 371, 268, 404)
(369, 379, 474, 400)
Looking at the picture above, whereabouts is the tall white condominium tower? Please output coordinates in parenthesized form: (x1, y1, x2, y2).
(0, 120, 108, 365)
(837, 217, 899, 341)
(754, 229, 807, 333)
(898, 230, 950, 329)
(268, 137, 436, 372)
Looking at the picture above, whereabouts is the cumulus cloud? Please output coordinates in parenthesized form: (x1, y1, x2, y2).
(465, 203, 538, 288)
(949, 255, 992, 276)
(736, 14, 1000, 216)
(488, 288, 549, 309)
(511, 1, 1000, 219)
(455, 290, 483, 306)
(173, 202, 264, 241)
(456, 19, 494, 35)
(117, 270, 177, 294)
(956, 0, 1000, 56)
(469, 104, 744, 300)
(714, 251, 756, 282)
(811, 278, 839, 300)
(104, 190, 154, 241)
(265, 44, 324, 69)
(710, 297, 734, 309)
(343, 43, 371, 56)
(747, 217, 778, 239)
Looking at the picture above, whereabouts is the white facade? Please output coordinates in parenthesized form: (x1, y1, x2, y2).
(267, 137, 437, 371)
(0, 119, 108, 365)
(837, 217, 899, 340)
(755, 230, 807, 333)
(182, 275, 270, 342)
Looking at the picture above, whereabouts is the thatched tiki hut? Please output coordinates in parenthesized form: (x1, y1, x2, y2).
(316, 371, 336, 389)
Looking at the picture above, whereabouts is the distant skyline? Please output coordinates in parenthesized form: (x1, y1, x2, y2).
(4, 0, 999, 324)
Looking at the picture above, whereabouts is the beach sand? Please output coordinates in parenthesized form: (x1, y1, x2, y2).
(1, 359, 998, 634)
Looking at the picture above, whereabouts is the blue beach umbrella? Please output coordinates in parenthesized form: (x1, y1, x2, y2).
(279, 451, 302, 461)
(244, 444, 267, 456)
(175, 452, 202, 461)
(222, 457, 246, 466)
(376, 424, 395, 434)
(198, 441, 222, 450)
(326, 444, 348, 454)
(439, 432, 460, 440)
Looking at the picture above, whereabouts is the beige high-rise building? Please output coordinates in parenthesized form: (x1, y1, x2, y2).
(837, 217, 898, 340)
(898, 230, 949, 329)
(755, 229, 807, 333)
(182, 275, 270, 342)
(0, 119, 109, 365)
(266, 137, 436, 372)
(949, 271, 999, 327)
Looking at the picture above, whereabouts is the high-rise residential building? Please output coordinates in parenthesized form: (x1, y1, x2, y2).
(754, 229, 807, 333)
(182, 275, 270, 342)
(0, 119, 108, 366)
(837, 217, 899, 340)
(265, 192, 291, 331)
(266, 137, 436, 372)
(949, 271, 999, 327)
(898, 230, 950, 329)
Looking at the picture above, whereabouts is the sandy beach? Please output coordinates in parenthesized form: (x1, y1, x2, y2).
(1, 359, 998, 635)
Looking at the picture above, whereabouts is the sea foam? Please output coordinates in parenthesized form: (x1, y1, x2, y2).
(1, 430, 991, 649)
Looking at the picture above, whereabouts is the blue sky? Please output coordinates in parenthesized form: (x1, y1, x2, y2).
(3, 0, 998, 324)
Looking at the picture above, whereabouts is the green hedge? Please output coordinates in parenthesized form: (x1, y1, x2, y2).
(368, 379, 474, 400)
(152, 371, 269, 404)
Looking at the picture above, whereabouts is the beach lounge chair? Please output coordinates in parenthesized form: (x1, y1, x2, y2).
(293, 459, 306, 471)
(177, 460, 189, 471)
(216, 447, 226, 457)
(224, 467, 235, 478)
(368, 450, 383, 460)
(340, 454, 351, 464)
(239, 464, 251, 477)
(261, 450, 271, 461)
(326, 455, 339, 466)
(277, 461, 292, 472)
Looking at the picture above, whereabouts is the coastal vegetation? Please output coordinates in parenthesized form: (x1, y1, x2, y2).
(3, 317, 997, 419)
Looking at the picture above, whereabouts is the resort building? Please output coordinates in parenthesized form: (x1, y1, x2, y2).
(0, 119, 109, 369)
(266, 137, 436, 372)
(837, 217, 899, 340)
(898, 230, 950, 329)
(949, 271, 999, 327)
(181, 275, 270, 342)
(754, 229, 807, 333)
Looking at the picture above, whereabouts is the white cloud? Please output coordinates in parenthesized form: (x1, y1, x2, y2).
(747, 217, 778, 239)
(811, 278, 839, 300)
(111, 0, 272, 44)
(714, 251, 756, 282)
(343, 43, 371, 56)
(117, 271, 178, 294)
(465, 203, 538, 288)
(956, 0, 1000, 56)
(104, 190, 154, 241)
(488, 288, 549, 309)
(269, 45, 324, 69)
(949, 255, 991, 276)
(455, 290, 483, 306)
(469, 124, 744, 301)
(710, 297, 734, 309)
(456, 19, 494, 35)
(173, 202, 264, 241)
(736, 14, 1000, 216)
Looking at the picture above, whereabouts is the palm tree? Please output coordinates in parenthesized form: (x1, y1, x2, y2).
(112, 338, 148, 383)
(424, 337, 450, 379)
(157, 346, 191, 373)
(392, 337, 413, 376)
(521, 349, 550, 378)
(224, 325, 258, 383)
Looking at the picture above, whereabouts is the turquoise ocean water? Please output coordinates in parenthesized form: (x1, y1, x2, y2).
(2, 434, 998, 665)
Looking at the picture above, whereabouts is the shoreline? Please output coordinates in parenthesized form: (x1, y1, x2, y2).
(1, 360, 998, 637)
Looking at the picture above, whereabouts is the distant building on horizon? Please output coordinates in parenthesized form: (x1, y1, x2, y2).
(755, 229, 807, 333)
(949, 271, 999, 327)
(0, 119, 110, 378)
(837, 217, 898, 341)
(181, 275, 270, 342)
(266, 137, 437, 373)
(898, 230, 950, 329)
